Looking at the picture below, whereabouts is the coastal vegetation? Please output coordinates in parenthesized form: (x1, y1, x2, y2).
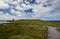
(0, 20, 60, 39)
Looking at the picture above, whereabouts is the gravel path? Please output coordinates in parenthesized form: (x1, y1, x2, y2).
(47, 27, 60, 39)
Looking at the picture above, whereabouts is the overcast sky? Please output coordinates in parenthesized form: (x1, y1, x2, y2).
(0, 0, 60, 20)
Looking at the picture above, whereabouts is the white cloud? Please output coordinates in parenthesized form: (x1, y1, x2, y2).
(0, 0, 60, 20)
(4, 0, 23, 5)
(15, 5, 24, 11)
(0, 13, 15, 20)
(10, 9, 22, 16)
(0, 12, 24, 20)
(0, 12, 4, 15)
(0, 0, 9, 9)
(10, 9, 27, 17)
(43, 12, 60, 18)
(36, 0, 47, 4)
(15, 3, 32, 11)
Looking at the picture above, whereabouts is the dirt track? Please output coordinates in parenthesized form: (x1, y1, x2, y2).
(47, 27, 60, 39)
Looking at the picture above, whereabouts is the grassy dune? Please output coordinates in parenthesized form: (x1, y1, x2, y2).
(0, 20, 60, 39)
(12, 20, 60, 26)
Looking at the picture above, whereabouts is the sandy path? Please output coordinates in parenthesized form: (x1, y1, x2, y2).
(47, 27, 60, 39)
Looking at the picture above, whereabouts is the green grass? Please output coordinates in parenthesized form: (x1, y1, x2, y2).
(0, 20, 60, 39)
(13, 20, 60, 27)
(56, 27, 60, 31)
(8, 26, 47, 39)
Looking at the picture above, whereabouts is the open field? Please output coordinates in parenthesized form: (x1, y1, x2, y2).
(10, 20, 60, 26)
(0, 20, 60, 39)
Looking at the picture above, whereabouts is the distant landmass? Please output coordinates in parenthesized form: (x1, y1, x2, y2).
(48, 21, 60, 22)
(0, 20, 6, 24)
(0, 20, 60, 24)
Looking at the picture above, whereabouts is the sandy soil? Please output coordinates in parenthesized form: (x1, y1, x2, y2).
(47, 27, 60, 39)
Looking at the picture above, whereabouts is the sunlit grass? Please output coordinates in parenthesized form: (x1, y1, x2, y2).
(0, 20, 60, 39)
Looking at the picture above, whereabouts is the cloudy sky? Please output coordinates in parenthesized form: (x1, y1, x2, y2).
(0, 0, 60, 20)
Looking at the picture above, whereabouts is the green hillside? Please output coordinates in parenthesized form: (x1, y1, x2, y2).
(0, 20, 60, 39)
(11, 20, 60, 26)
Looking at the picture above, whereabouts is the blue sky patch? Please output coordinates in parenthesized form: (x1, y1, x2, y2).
(24, 9, 33, 14)
(0, 9, 10, 13)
